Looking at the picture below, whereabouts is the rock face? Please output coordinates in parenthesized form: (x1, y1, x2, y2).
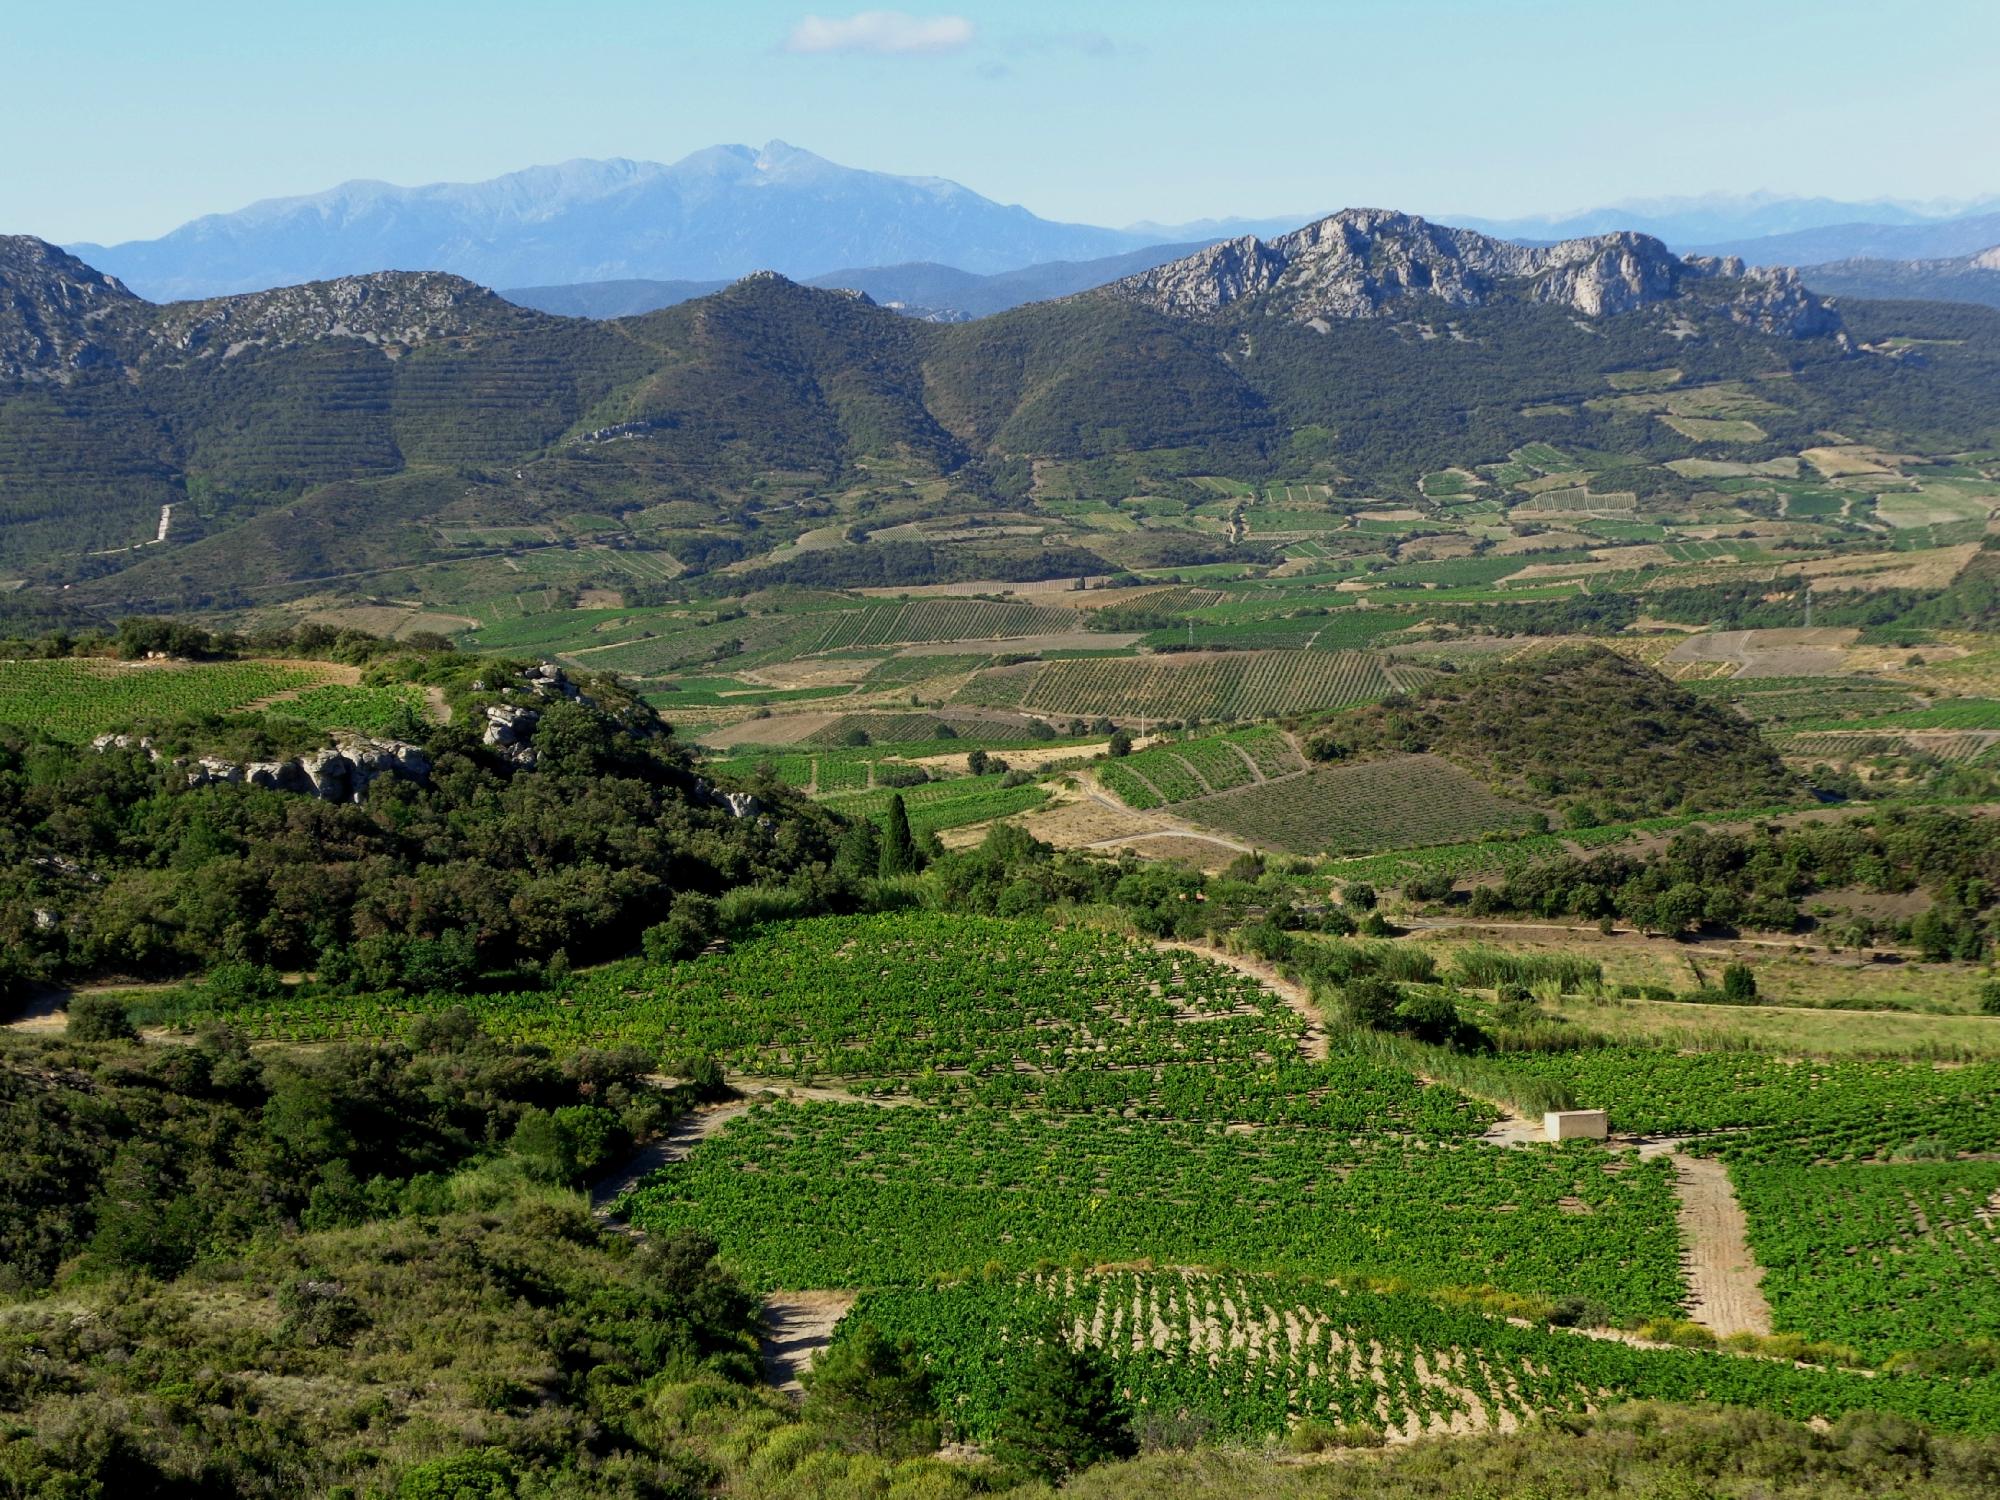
(139, 271, 539, 364)
(1109, 208, 1843, 338)
(0, 236, 543, 381)
(0, 237, 144, 381)
(93, 732, 432, 802)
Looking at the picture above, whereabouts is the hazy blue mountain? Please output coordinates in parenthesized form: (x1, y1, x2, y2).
(501, 278, 731, 318)
(67, 141, 1150, 301)
(1805, 245, 2000, 309)
(504, 242, 1211, 322)
(1691, 213, 2000, 268)
(1449, 192, 1997, 248)
(1120, 214, 1319, 242)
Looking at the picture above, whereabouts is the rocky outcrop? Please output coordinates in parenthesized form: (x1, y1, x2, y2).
(0, 237, 546, 380)
(140, 271, 538, 363)
(93, 731, 432, 802)
(0, 237, 144, 382)
(1109, 208, 1844, 339)
(691, 779, 763, 819)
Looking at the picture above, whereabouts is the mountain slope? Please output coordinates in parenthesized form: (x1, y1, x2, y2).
(67, 142, 1149, 300)
(0, 237, 145, 381)
(504, 242, 1211, 323)
(1695, 213, 2000, 268)
(4, 217, 1995, 612)
(1107, 209, 1841, 337)
(1806, 247, 2000, 310)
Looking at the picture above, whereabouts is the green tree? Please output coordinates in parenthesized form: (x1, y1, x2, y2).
(643, 892, 717, 963)
(66, 994, 137, 1043)
(396, 1448, 518, 1499)
(990, 1333, 1136, 1484)
(966, 748, 991, 777)
(1341, 976, 1401, 1031)
(879, 795, 921, 878)
(1106, 729, 1133, 758)
(1721, 962, 1758, 1003)
(801, 1322, 940, 1458)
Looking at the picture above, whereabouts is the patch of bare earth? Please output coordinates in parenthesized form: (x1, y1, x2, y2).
(1671, 1154, 1773, 1337)
(761, 1291, 859, 1398)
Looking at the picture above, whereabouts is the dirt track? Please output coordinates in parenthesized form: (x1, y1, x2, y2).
(761, 1291, 858, 1398)
(1670, 1153, 1774, 1337)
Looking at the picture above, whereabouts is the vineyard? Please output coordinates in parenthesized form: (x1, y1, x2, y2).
(0, 657, 338, 740)
(169, 913, 1486, 1128)
(801, 600, 1079, 653)
(625, 1100, 1683, 1317)
(820, 776, 1050, 837)
(844, 1271, 2000, 1440)
(1483, 1049, 2000, 1157)
(263, 682, 430, 736)
(1097, 727, 1303, 810)
(1181, 755, 1542, 855)
(955, 650, 1421, 721)
(1734, 1161, 2000, 1359)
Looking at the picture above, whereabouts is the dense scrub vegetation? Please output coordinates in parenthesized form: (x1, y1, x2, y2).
(1473, 806, 2000, 945)
(0, 1015, 673, 1293)
(0, 650, 839, 993)
(1306, 646, 1803, 820)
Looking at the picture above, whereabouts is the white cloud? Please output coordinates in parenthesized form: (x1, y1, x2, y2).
(784, 11, 976, 56)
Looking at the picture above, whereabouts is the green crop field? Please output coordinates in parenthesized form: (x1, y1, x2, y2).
(957, 650, 1413, 721)
(1182, 754, 1543, 855)
(1734, 1160, 2000, 1360)
(262, 683, 430, 736)
(803, 599, 1079, 653)
(845, 1270, 2000, 1442)
(820, 775, 1050, 837)
(0, 657, 337, 741)
(1484, 1049, 2000, 1155)
(626, 1101, 1680, 1315)
(1098, 727, 1301, 809)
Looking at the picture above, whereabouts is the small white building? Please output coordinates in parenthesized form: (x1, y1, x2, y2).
(1544, 1109, 1608, 1142)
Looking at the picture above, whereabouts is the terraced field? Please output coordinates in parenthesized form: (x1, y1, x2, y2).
(802, 599, 1079, 653)
(957, 650, 1425, 721)
(1180, 754, 1543, 855)
(846, 1270, 2000, 1442)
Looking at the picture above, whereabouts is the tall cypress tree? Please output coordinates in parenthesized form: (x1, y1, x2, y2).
(878, 793, 919, 877)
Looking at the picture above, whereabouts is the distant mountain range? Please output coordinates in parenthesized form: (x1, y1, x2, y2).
(49, 148, 2000, 306)
(1453, 192, 2000, 251)
(1689, 213, 2000, 269)
(504, 242, 1209, 321)
(2, 212, 1902, 612)
(67, 142, 1188, 302)
(1804, 245, 2000, 310)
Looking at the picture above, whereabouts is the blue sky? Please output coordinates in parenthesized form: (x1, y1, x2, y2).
(9, 0, 1998, 243)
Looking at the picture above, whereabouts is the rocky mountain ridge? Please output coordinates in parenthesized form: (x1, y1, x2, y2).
(0, 237, 144, 381)
(140, 271, 541, 362)
(0, 237, 542, 379)
(1108, 209, 1843, 339)
(1803, 243, 2000, 312)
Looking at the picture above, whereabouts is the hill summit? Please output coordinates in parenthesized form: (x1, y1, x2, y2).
(1110, 208, 1843, 337)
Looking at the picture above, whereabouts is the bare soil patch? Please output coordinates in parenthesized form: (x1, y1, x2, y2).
(1671, 1154, 1773, 1338)
(761, 1291, 859, 1398)
(1666, 628, 1861, 678)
